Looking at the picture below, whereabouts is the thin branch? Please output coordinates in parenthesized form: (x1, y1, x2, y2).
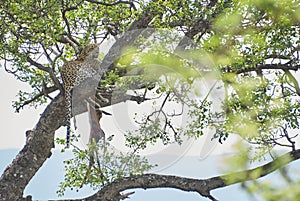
(60, 0, 83, 46)
(61, 11, 72, 42)
(85, 0, 136, 9)
(159, 92, 170, 112)
(3, 57, 18, 74)
(52, 44, 65, 63)
(271, 139, 294, 150)
(15, 86, 58, 112)
(26, 56, 49, 72)
(218, 149, 300, 186)
(281, 126, 297, 151)
(41, 43, 53, 64)
(51, 44, 64, 71)
(57, 35, 79, 54)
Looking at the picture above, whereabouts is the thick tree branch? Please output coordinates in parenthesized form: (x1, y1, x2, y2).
(99, 0, 159, 73)
(234, 64, 300, 74)
(215, 149, 300, 186)
(55, 149, 300, 201)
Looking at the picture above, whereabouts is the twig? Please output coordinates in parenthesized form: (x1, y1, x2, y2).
(15, 86, 58, 112)
(281, 126, 297, 151)
(85, 0, 136, 9)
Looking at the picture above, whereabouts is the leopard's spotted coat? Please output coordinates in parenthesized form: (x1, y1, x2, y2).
(61, 44, 100, 147)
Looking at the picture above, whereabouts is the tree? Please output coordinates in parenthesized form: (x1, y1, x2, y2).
(1, 0, 300, 200)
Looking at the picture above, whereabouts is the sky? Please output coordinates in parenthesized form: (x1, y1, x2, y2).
(0, 54, 240, 153)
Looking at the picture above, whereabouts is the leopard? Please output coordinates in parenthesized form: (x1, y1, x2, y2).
(61, 43, 101, 148)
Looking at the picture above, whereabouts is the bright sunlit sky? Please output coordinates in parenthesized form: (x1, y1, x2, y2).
(2, 39, 300, 162)
(0, 35, 242, 156)
(0, 62, 241, 155)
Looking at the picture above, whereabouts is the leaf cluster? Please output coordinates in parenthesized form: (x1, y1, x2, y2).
(57, 141, 154, 196)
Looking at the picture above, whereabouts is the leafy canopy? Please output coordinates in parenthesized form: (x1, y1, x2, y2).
(1, 0, 300, 199)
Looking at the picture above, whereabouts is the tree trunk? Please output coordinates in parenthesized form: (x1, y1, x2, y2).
(0, 95, 65, 200)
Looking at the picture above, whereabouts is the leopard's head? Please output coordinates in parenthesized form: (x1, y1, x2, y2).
(77, 43, 100, 60)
